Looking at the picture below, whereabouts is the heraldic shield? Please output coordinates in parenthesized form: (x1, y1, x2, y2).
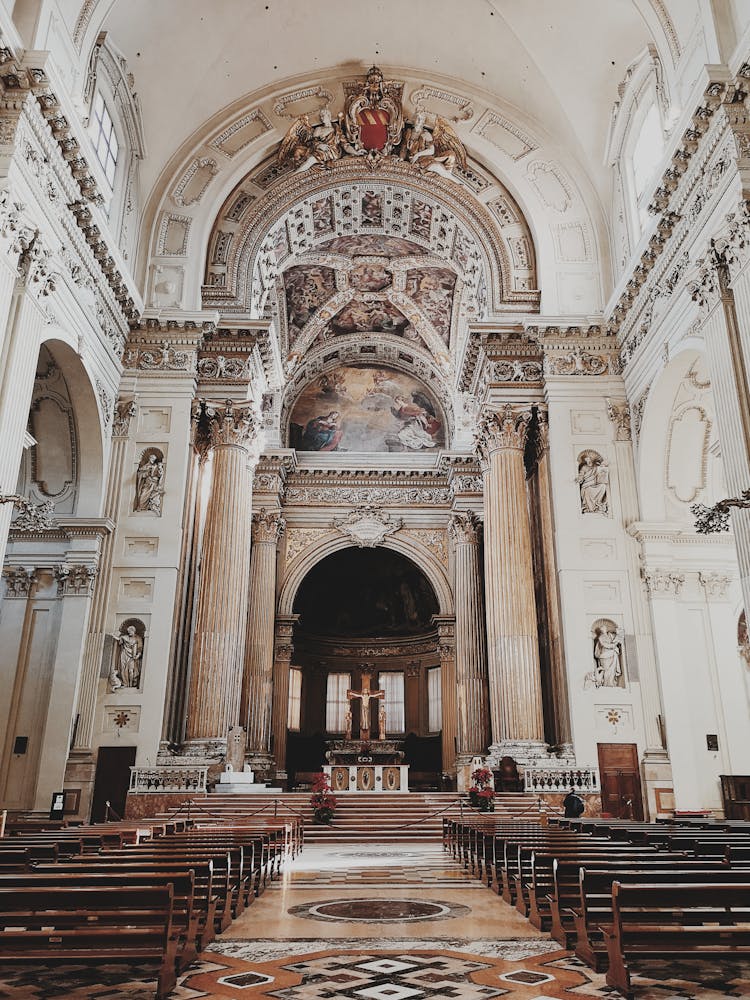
(357, 107, 390, 151)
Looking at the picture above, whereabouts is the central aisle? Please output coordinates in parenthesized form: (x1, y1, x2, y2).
(177, 841, 619, 999)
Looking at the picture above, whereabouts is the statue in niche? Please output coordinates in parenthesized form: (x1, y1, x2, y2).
(585, 619, 625, 689)
(344, 708, 353, 741)
(577, 450, 609, 514)
(109, 620, 145, 690)
(134, 448, 165, 514)
(378, 703, 387, 740)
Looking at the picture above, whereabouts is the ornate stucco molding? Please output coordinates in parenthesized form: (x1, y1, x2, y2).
(606, 398, 632, 441)
(448, 509, 482, 546)
(251, 508, 285, 545)
(475, 403, 533, 460)
(641, 566, 685, 597)
(331, 505, 403, 548)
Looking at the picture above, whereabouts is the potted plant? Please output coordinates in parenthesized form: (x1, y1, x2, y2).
(310, 772, 337, 824)
(469, 766, 496, 812)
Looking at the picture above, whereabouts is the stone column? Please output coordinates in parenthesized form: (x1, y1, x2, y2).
(641, 567, 698, 809)
(433, 615, 458, 786)
(270, 614, 298, 783)
(476, 404, 546, 760)
(447, 511, 490, 772)
(534, 412, 572, 751)
(184, 401, 257, 749)
(242, 508, 285, 773)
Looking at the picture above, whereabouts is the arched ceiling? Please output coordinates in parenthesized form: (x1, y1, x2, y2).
(98, 0, 656, 204)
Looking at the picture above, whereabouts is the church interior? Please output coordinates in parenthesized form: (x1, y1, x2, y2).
(1, 1, 750, 997)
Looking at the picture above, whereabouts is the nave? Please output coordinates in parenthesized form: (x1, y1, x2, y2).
(1, 805, 749, 999)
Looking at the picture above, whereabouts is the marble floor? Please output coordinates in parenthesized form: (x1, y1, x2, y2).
(1, 841, 748, 999)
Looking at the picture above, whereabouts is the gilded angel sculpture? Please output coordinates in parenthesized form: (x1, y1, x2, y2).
(277, 109, 363, 172)
(399, 113, 466, 178)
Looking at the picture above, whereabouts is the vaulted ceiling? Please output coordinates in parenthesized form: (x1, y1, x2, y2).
(90, 0, 672, 203)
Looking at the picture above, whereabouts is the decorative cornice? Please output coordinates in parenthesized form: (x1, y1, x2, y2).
(642, 566, 685, 597)
(192, 398, 259, 454)
(698, 571, 731, 600)
(475, 403, 532, 460)
(606, 398, 632, 441)
(112, 396, 137, 438)
(251, 508, 285, 544)
(448, 509, 482, 545)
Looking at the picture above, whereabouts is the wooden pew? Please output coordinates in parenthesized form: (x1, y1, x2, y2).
(575, 867, 750, 971)
(0, 871, 198, 971)
(36, 859, 219, 951)
(546, 858, 726, 948)
(603, 882, 750, 996)
(0, 885, 180, 999)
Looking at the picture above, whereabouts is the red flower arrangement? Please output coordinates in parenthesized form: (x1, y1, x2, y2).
(469, 766, 495, 812)
(310, 772, 337, 824)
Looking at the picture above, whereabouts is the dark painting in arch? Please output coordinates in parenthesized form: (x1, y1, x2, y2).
(289, 364, 445, 453)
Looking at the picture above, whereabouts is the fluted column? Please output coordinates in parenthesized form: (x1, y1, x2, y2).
(534, 413, 572, 749)
(242, 508, 285, 771)
(433, 615, 458, 784)
(448, 511, 490, 766)
(476, 404, 546, 759)
(270, 614, 298, 783)
(185, 400, 257, 747)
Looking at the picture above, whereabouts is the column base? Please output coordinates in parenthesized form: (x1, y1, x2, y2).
(173, 736, 227, 764)
(486, 739, 550, 768)
(63, 751, 97, 822)
(640, 748, 673, 821)
(245, 751, 275, 779)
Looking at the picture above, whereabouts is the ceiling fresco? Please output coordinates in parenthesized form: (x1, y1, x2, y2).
(327, 298, 411, 336)
(404, 267, 456, 344)
(284, 265, 338, 334)
(317, 235, 426, 256)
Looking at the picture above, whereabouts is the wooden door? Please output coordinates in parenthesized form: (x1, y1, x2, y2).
(90, 746, 136, 823)
(597, 743, 644, 820)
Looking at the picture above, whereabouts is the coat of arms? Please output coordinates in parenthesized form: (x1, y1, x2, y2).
(277, 65, 466, 180)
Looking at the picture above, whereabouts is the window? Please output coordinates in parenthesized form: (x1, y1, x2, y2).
(378, 672, 405, 734)
(427, 666, 442, 733)
(90, 90, 119, 187)
(631, 102, 663, 200)
(326, 672, 351, 733)
(287, 667, 302, 731)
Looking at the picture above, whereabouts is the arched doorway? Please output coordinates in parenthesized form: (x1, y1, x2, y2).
(287, 547, 444, 790)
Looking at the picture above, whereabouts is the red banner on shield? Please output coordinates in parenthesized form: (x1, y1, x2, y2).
(357, 108, 390, 150)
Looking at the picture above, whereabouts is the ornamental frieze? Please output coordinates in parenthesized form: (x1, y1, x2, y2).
(284, 485, 451, 506)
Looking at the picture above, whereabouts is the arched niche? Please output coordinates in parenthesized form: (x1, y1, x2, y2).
(278, 533, 454, 619)
(637, 345, 720, 524)
(30, 336, 106, 518)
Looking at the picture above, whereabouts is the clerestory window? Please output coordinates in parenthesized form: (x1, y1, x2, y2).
(90, 90, 119, 188)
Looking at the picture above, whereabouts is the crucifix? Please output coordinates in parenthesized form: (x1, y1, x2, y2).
(347, 669, 386, 740)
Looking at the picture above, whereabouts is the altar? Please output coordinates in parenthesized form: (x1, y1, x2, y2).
(323, 672, 409, 792)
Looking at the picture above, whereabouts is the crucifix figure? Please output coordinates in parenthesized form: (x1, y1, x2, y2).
(347, 669, 385, 740)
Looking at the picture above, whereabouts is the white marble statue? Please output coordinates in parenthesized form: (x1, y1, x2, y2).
(577, 453, 609, 514)
(135, 452, 165, 514)
(109, 624, 143, 689)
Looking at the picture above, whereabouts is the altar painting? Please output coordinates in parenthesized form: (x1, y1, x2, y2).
(289, 364, 445, 452)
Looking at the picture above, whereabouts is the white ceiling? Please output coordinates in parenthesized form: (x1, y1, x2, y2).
(99, 0, 657, 203)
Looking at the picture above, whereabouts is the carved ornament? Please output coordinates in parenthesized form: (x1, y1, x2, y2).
(332, 505, 403, 548)
(475, 404, 532, 460)
(113, 397, 137, 438)
(251, 508, 285, 545)
(448, 510, 482, 546)
(698, 571, 731, 600)
(642, 567, 685, 597)
(2, 566, 36, 597)
(606, 399, 632, 441)
(55, 562, 97, 596)
(403, 527, 448, 566)
(192, 399, 258, 455)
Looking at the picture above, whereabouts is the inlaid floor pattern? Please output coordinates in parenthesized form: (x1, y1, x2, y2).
(2, 840, 747, 999)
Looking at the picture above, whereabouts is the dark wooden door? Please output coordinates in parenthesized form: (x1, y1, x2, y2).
(90, 746, 136, 823)
(597, 743, 644, 820)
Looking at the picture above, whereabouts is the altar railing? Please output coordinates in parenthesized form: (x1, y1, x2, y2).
(523, 765, 600, 794)
(129, 766, 208, 793)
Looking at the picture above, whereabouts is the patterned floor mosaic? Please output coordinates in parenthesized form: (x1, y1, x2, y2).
(1, 842, 747, 998)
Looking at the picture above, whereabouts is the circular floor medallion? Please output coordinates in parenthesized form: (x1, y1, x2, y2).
(333, 850, 423, 859)
(288, 897, 470, 923)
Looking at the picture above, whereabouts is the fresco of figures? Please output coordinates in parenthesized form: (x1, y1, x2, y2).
(283, 265, 337, 336)
(289, 364, 445, 453)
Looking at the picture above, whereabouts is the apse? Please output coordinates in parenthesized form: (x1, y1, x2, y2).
(293, 547, 439, 636)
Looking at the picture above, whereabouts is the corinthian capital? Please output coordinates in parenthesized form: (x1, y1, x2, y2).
(448, 510, 482, 546)
(192, 398, 258, 456)
(252, 508, 285, 544)
(475, 404, 532, 461)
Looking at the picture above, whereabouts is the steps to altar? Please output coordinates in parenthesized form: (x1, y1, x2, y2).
(177, 790, 539, 843)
